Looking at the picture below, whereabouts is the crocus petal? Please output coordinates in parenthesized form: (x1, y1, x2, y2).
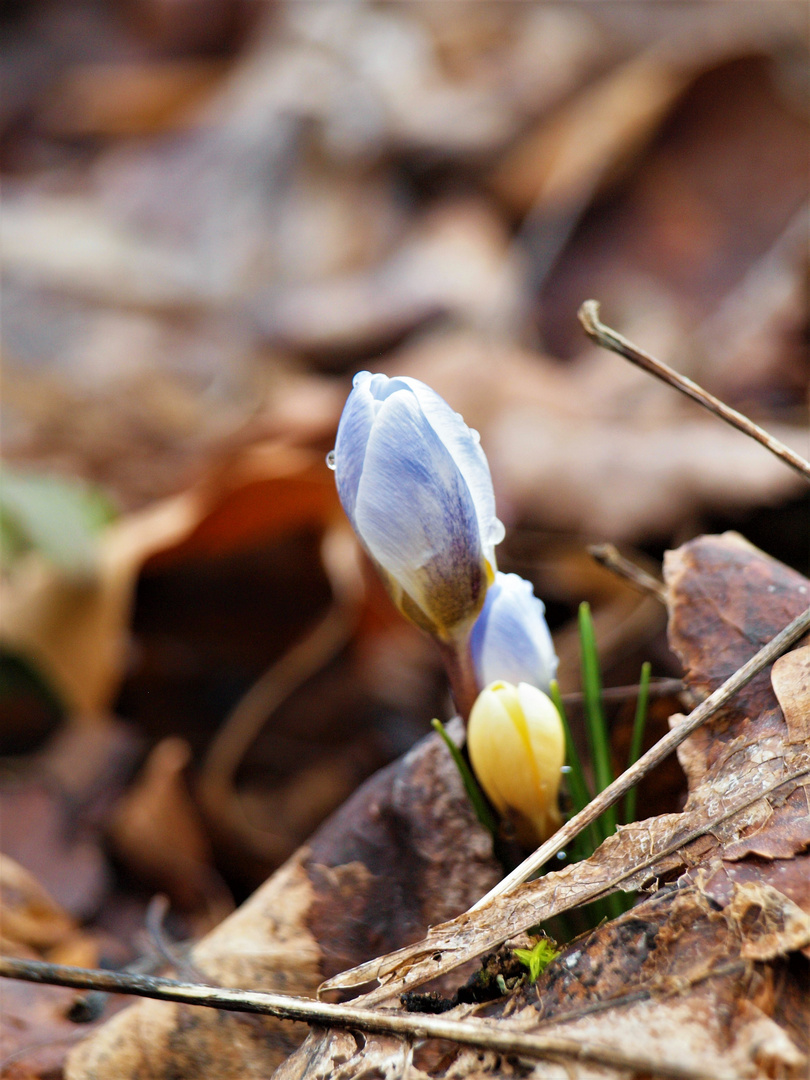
(353, 386, 486, 636)
(397, 376, 504, 571)
(332, 370, 501, 640)
(466, 684, 517, 815)
(333, 371, 377, 528)
(470, 572, 558, 693)
(468, 679, 564, 845)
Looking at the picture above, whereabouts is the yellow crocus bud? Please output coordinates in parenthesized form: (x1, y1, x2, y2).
(467, 680, 564, 847)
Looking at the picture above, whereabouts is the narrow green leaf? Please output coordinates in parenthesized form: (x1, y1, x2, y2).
(431, 719, 499, 837)
(578, 602, 617, 837)
(623, 661, 652, 825)
(549, 680, 600, 861)
(549, 681, 591, 815)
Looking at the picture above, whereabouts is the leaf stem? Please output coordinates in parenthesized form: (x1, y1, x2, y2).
(437, 634, 480, 723)
(431, 719, 498, 837)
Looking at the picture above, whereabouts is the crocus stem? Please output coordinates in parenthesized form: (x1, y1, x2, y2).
(438, 634, 480, 723)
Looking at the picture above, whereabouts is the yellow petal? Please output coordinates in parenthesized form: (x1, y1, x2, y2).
(468, 680, 564, 845)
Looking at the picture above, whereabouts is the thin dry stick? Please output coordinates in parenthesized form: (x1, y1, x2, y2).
(0, 956, 731, 1080)
(562, 677, 684, 706)
(578, 300, 810, 483)
(473, 603, 810, 907)
(588, 542, 668, 603)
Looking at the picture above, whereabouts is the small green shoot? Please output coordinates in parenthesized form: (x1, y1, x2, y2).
(513, 937, 560, 982)
(578, 602, 617, 836)
(431, 719, 498, 837)
(623, 660, 652, 825)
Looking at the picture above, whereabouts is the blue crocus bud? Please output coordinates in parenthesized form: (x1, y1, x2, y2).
(332, 371, 504, 641)
(470, 572, 558, 694)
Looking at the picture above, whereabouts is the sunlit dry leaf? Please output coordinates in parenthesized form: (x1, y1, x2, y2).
(40, 60, 226, 137)
(0, 856, 75, 952)
(490, 49, 691, 215)
(772, 645, 810, 745)
(0, 446, 338, 714)
(66, 722, 501, 1079)
(255, 199, 521, 359)
(726, 880, 810, 961)
(0, 495, 200, 714)
(302, 534, 810, 1080)
(108, 737, 232, 923)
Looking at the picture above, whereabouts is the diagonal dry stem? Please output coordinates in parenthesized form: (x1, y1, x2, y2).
(578, 300, 810, 483)
(588, 542, 668, 603)
(0, 956, 734, 1080)
(473, 603, 810, 907)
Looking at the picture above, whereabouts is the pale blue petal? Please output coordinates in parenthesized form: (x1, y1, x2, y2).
(470, 572, 558, 693)
(353, 387, 485, 627)
(397, 376, 503, 564)
(333, 371, 377, 528)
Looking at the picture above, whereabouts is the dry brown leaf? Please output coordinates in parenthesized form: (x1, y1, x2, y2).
(254, 198, 521, 358)
(490, 5, 805, 216)
(0, 859, 117, 1079)
(0, 856, 75, 953)
(66, 720, 501, 1079)
(0, 446, 339, 715)
(772, 645, 810, 745)
(108, 737, 232, 924)
(40, 60, 226, 138)
(490, 48, 691, 214)
(726, 880, 810, 961)
(293, 533, 810, 1078)
(0, 496, 201, 715)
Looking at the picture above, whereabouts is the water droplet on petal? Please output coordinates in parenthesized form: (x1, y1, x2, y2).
(469, 427, 481, 444)
(560, 765, 572, 774)
(557, 850, 567, 860)
(492, 519, 506, 544)
(326, 450, 336, 471)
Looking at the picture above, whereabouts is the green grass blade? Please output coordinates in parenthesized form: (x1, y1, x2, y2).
(549, 681, 591, 815)
(578, 602, 617, 838)
(549, 680, 600, 860)
(623, 661, 652, 825)
(431, 719, 499, 837)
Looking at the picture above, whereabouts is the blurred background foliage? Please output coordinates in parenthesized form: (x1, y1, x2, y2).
(0, 0, 807, 984)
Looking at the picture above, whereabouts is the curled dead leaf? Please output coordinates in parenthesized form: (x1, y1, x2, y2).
(771, 644, 810, 745)
(108, 736, 232, 925)
(0, 855, 75, 952)
(66, 722, 500, 1079)
(726, 880, 810, 961)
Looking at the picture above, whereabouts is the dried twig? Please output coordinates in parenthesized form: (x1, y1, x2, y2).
(588, 542, 668, 603)
(578, 300, 810, 483)
(561, 677, 684, 706)
(474, 603, 810, 906)
(0, 956, 733, 1080)
(322, 762, 809, 1002)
